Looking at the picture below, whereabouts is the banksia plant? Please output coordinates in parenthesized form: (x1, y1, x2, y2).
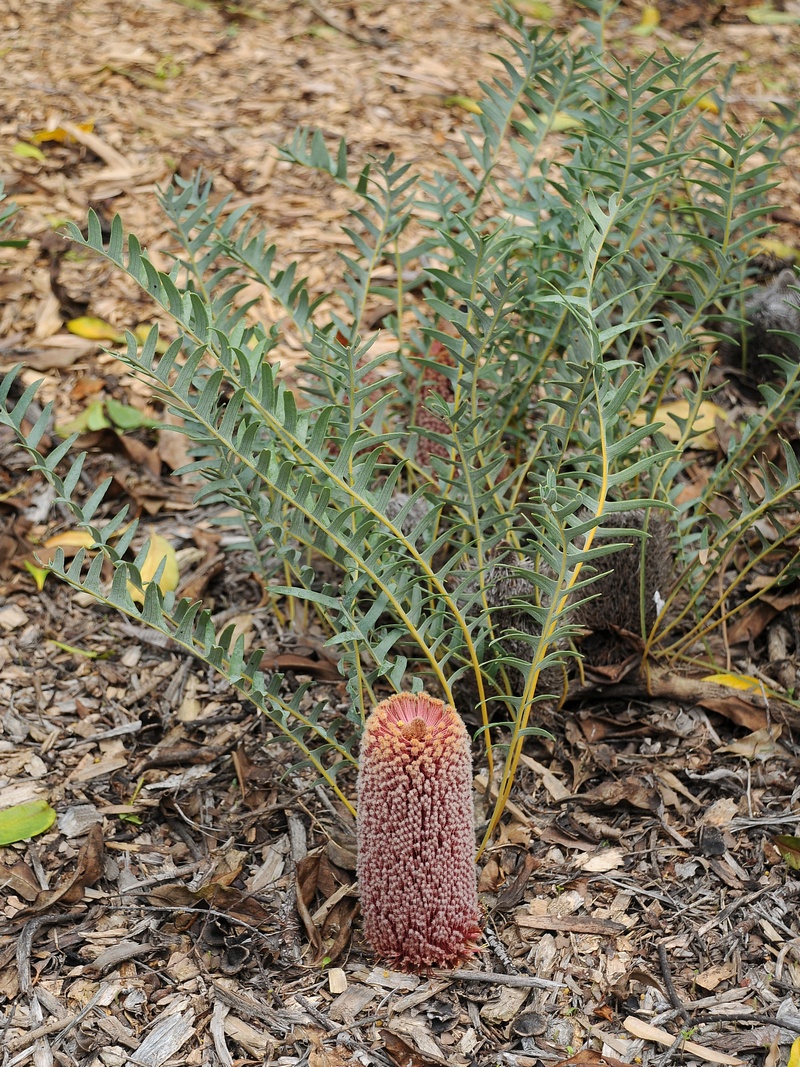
(357, 693, 482, 970)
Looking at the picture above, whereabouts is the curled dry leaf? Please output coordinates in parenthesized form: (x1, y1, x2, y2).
(21, 822, 105, 914)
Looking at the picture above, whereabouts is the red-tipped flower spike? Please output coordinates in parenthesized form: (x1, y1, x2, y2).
(357, 692, 482, 970)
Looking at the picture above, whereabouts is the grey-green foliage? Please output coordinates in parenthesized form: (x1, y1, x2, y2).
(0, 181, 27, 249)
(2, 6, 800, 824)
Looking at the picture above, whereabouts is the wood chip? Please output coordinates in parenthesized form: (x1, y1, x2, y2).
(129, 1007, 195, 1067)
(222, 1015, 274, 1057)
(623, 1016, 747, 1065)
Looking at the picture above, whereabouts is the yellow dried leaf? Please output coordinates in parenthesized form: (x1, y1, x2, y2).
(632, 5, 660, 35)
(748, 238, 800, 263)
(510, 0, 553, 16)
(702, 672, 766, 692)
(127, 532, 180, 604)
(443, 95, 483, 115)
(551, 111, 585, 132)
(30, 121, 95, 145)
(23, 561, 49, 591)
(680, 92, 719, 114)
(66, 316, 125, 342)
(789, 1034, 800, 1067)
(44, 530, 97, 550)
(634, 399, 730, 450)
(133, 324, 172, 354)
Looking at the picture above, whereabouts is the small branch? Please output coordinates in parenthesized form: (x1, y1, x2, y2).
(658, 944, 689, 1024)
(5, 1014, 79, 1055)
(304, 0, 386, 48)
(692, 1012, 800, 1035)
(444, 969, 565, 990)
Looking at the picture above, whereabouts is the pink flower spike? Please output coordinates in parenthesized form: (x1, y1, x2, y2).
(357, 692, 482, 970)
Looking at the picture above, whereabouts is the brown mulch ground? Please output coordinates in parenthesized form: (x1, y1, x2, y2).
(3, 1, 800, 1065)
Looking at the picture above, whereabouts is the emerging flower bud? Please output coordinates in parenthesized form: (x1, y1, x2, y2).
(357, 692, 482, 970)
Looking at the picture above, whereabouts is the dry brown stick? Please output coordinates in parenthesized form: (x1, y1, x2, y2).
(16, 914, 85, 995)
(692, 1012, 800, 1035)
(654, 1029, 689, 1067)
(4, 1014, 79, 1055)
(293, 994, 361, 1054)
(482, 922, 519, 974)
(657, 944, 689, 1024)
(304, 0, 386, 47)
(444, 969, 564, 990)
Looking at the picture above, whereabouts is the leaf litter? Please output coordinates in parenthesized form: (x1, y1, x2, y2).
(2, 0, 800, 1065)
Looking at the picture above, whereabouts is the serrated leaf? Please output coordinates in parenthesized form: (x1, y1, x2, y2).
(0, 798, 56, 846)
(67, 316, 125, 342)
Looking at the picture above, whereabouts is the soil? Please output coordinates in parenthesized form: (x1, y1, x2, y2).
(2, 2, 800, 1066)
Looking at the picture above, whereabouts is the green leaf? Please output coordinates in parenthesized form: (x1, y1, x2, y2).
(13, 142, 46, 161)
(105, 397, 162, 431)
(747, 5, 800, 24)
(0, 798, 57, 846)
(775, 835, 800, 870)
(55, 400, 111, 437)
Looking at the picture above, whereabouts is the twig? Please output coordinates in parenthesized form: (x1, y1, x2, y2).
(444, 969, 565, 990)
(692, 1012, 800, 1035)
(4, 1014, 78, 1055)
(304, 0, 386, 48)
(657, 944, 689, 1024)
(293, 993, 364, 1055)
(696, 884, 773, 937)
(117, 859, 207, 894)
(16, 914, 86, 995)
(654, 1029, 688, 1067)
(109, 902, 274, 951)
(482, 922, 519, 974)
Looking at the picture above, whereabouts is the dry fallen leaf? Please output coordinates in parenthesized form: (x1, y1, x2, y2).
(22, 822, 105, 913)
(66, 315, 125, 342)
(128, 531, 180, 604)
(634, 399, 731, 450)
(631, 5, 660, 36)
(774, 835, 800, 871)
(716, 724, 783, 760)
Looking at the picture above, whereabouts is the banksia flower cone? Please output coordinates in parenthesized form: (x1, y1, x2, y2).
(357, 692, 482, 970)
